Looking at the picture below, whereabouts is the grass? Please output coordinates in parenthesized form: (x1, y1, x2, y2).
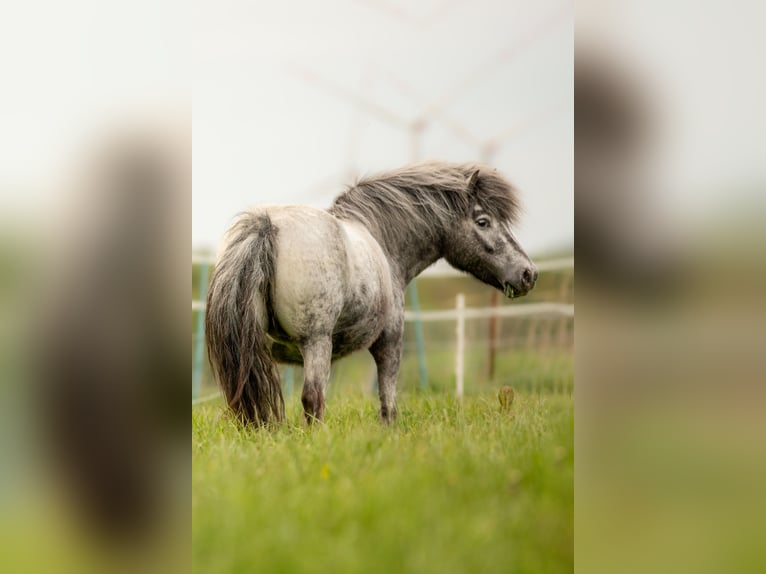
(192, 387, 573, 574)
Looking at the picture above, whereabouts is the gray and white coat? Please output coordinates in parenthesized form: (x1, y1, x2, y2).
(205, 161, 537, 425)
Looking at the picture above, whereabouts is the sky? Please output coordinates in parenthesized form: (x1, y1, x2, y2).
(3, 2, 764, 258)
(0, 0, 574, 258)
(192, 0, 574, 256)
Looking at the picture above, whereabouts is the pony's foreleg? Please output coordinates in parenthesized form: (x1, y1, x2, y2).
(370, 326, 403, 424)
(300, 337, 332, 424)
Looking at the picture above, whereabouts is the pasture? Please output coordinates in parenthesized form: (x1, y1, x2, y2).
(192, 381, 573, 573)
(192, 257, 574, 572)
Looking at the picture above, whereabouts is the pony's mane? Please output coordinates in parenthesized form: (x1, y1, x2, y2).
(329, 161, 521, 251)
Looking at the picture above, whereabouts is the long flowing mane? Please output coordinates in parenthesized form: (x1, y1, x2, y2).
(329, 161, 521, 252)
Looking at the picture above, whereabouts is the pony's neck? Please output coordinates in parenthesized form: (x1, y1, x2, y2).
(329, 186, 452, 287)
(367, 213, 445, 287)
(391, 237, 443, 287)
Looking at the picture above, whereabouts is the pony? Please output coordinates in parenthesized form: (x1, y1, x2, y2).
(205, 161, 537, 425)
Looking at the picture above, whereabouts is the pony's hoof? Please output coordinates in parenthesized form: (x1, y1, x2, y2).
(303, 411, 324, 426)
(379, 407, 398, 424)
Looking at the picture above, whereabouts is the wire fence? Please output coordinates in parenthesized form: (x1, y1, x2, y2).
(192, 258, 573, 403)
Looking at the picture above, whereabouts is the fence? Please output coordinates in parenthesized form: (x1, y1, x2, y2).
(192, 256, 573, 403)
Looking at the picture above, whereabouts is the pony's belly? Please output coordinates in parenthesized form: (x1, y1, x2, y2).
(330, 284, 389, 358)
(330, 323, 383, 360)
(269, 316, 383, 365)
(270, 340, 303, 364)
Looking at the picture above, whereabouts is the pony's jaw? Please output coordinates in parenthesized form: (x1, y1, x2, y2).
(503, 281, 529, 299)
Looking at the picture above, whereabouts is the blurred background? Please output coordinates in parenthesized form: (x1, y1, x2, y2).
(8, 0, 765, 571)
(576, 2, 766, 573)
(1, 2, 189, 573)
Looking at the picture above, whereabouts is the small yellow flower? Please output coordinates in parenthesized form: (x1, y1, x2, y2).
(320, 463, 330, 480)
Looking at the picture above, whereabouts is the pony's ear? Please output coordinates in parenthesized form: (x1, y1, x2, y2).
(466, 169, 481, 195)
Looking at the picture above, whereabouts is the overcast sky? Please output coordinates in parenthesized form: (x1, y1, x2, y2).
(0, 1, 573, 257)
(3, 2, 764, 259)
(193, 0, 574, 256)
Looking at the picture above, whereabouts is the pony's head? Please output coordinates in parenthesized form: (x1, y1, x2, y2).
(444, 167, 537, 298)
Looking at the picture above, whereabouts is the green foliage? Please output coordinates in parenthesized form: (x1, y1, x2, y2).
(193, 389, 573, 573)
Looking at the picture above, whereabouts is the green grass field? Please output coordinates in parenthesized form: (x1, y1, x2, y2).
(192, 386, 573, 573)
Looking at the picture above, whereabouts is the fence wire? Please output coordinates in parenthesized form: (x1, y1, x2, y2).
(192, 262, 573, 401)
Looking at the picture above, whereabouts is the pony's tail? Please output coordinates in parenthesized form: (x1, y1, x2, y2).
(204, 212, 284, 425)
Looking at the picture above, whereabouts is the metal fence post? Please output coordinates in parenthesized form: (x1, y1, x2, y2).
(192, 263, 209, 399)
(284, 366, 294, 397)
(408, 280, 428, 389)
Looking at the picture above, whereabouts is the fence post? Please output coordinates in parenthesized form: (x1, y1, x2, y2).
(408, 280, 429, 389)
(284, 366, 294, 397)
(455, 293, 465, 398)
(192, 263, 210, 400)
(487, 289, 500, 380)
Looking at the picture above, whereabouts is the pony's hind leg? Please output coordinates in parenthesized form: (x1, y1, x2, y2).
(300, 338, 332, 424)
(370, 324, 404, 424)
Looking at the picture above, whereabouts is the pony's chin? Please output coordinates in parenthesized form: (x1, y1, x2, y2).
(503, 282, 528, 299)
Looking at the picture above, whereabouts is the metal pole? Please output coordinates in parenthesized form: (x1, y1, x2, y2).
(192, 263, 209, 399)
(408, 281, 429, 389)
(284, 366, 294, 397)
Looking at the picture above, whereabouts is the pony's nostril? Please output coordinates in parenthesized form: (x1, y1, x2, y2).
(522, 268, 532, 287)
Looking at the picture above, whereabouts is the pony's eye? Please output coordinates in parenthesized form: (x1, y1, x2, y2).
(475, 217, 490, 228)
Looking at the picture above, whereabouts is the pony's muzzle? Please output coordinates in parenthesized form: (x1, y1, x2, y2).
(504, 265, 538, 298)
